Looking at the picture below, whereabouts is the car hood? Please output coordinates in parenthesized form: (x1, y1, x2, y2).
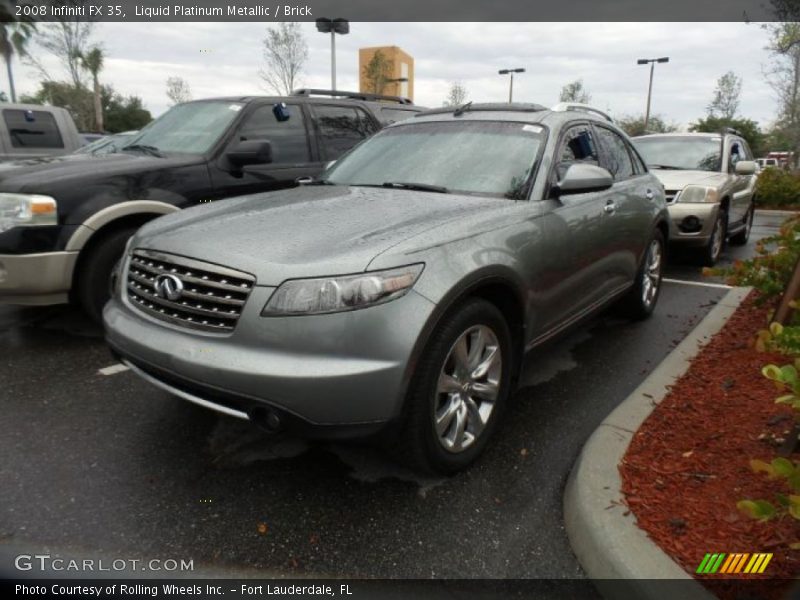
(0, 152, 198, 193)
(649, 169, 729, 190)
(133, 185, 506, 285)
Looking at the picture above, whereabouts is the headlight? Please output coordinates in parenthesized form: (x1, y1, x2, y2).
(262, 264, 424, 316)
(0, 193, 57, 233)
(676, 185, 719, 204)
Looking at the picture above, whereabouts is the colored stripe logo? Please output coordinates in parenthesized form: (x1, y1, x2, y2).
(696, 552, 772, 574)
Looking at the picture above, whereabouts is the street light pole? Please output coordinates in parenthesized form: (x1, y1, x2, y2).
(637, 57, 669, 132)
(316, 18, 350, 91)
(498, 68, 525, 103)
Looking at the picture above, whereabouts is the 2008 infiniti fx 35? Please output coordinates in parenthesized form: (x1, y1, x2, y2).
(104, 102, 669, 474)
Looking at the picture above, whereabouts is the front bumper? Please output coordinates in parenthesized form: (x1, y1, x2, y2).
(666, 203, 720, 247)
(0, 251, 78, 305)
(103, 286, 437, 435)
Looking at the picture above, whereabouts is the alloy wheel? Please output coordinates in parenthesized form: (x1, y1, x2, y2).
(641, 238, 662, 309)
(434, 325, 502, 453)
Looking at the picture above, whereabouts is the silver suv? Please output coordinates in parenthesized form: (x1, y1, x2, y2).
(633, 131, 758, 265)
(104, 103, 668, 473)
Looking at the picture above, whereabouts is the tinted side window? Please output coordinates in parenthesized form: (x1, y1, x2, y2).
(555, 124, 599, 181)
(595, 126, 635, 181)
(236, 104, 310, 164)
(314, 105, 377, 160)
(4, 110, 64, 149)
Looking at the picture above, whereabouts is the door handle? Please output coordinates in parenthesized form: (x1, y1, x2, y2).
(645, 189, 655, 200)
(603, 201, 617, 214)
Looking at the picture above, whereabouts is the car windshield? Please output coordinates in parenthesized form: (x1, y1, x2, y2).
(324, 120, 545, 199)
(122, 101, 244, 155)
(633, 136, 722, 172)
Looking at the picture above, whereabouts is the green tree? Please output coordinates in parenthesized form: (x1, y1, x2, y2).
(559, 79, 591, 104)
(763, 22, 800, 166)
(0, 19, 36, 103)
(690, 116, 764, 157)
(707, 71, 742, 120)
(617, 114, 678, 137)
(79, 46, 104, 131)
(21, 81, 151, 132)
(26, 21, 94, 88)
(362, 50, 393, 95)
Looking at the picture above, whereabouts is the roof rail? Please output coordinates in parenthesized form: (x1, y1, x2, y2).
(550, 102, 613, 123)
(290, 88, 414, 105)
(723, 126, 742, 136)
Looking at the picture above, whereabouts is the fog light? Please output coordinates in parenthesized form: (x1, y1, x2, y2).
(679, 216, 702, 233)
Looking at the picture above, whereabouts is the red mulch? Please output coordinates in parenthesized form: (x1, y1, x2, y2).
(619, 292, 800, 596)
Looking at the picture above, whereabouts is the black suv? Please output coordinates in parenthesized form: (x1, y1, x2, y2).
(0, 89, 422, 320)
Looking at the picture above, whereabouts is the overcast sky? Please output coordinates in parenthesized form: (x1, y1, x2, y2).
(10, 21, 780, 129)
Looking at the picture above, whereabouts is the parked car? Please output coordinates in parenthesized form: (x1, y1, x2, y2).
(756, 157, 779, 169)
(104, 102, 669, 474)
(74, 131, 138, 156)
(632, 131, 758, 265)
(0, 90, 423, 321)
(0, 103, 83, 161)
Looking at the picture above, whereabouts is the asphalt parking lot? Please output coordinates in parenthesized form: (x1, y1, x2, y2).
(0, 212, 787, 580)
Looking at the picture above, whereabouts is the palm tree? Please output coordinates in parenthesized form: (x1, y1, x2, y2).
(0, 21, 36, 103)
(79, 46, 104, 132)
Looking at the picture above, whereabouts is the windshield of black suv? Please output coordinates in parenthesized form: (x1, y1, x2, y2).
(122, 101, 244, 155)
(633, 135, 722, 172)
(324, 120, 546, 199)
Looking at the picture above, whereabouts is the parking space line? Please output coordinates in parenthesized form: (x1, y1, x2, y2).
(663, 278, 732, 290)
(98, 363, 130, 376)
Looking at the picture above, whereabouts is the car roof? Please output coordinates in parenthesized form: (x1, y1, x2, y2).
(633, 132, 728, 139)
(407, 102, 617, 127)
(181, 95, 423, 110)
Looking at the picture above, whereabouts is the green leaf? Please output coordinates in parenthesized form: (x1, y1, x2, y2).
(781, 365, 799, 386)
(763, 364, 783, 381)
(770, 322, 785, 336)
(773, 457, 797, 477)
(789, 472, 800, 491)
(776, 493, 791, 506)
(751, 459, 777, 478)
(775, 394, 798, 404)
(737, 499, 777, 519)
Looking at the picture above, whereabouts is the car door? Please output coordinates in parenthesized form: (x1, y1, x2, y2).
(209, 102, 319, 198)
(592, 123, 656, 291)
(309, 103, 380, 163)
(726, 137, 753, 223)
(533, 122, 614, 334)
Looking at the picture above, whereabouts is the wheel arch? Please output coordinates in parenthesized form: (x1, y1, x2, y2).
(394, 268, 528, 422)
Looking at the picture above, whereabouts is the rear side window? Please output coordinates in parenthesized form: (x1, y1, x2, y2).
(236, 104, 310, 164)
(595, 126, 635, 181)
(313, 105, 378, 160)
(3, 109, 64, 149)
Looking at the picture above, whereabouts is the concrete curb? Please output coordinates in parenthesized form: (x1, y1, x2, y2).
(564, 286, 752, 599)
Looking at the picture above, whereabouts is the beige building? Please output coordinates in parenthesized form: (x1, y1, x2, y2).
(358, 46, 414, 101)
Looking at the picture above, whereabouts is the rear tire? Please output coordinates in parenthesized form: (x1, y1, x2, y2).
(392, 298, 514, 474)
(76, 227, 136, 323)
(617, 230, 664, 320)
(729, 203, 754, 246)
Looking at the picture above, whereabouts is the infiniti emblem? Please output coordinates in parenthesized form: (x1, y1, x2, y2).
(154, 273, 184, 301)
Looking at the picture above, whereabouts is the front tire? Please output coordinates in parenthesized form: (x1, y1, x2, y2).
(617, 230, 664, 320)
(701, 211, 726, 266)
(393, 298, 514, 474)
(729, 202, 754, 246)
(76, 227, 136, 323)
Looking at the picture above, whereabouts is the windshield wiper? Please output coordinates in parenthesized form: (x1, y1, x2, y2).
(122, 144, 164, 158)
(382, 181, 449, 194)
(648, 164, 684, 170)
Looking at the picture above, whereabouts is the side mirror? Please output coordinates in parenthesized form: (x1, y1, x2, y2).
(735, 160, 757, 176)
(556, 163, 614, 195)
(227, 140, 273, 167)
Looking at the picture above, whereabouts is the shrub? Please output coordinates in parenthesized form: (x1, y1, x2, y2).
(755, 168, 800, 208)
(706, 215, 800, 301)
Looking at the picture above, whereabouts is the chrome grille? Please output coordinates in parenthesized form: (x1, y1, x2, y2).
(126, 249, 255, 333)
(665, 190, 680, 204)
